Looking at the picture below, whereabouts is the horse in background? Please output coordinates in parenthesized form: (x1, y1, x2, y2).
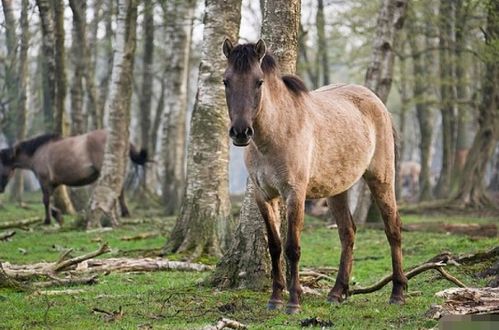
(223, 39, 407, 313)
(0, 129, 147, 224)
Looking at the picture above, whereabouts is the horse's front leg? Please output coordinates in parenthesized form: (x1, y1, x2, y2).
(284, 190, 306, 314)
(41, 187, 52, 225)
(118, 188, 130, 217)
(255, 192, 285, 310)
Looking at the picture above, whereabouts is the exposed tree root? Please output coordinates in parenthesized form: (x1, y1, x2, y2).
(0, 217, 43, 230)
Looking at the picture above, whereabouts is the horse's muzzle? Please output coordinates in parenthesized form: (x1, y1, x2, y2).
(229, 126, 253, 147)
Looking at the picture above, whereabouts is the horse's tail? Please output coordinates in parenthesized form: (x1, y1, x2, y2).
(392, 124, 400, 170)
(129, 144, 148, 165)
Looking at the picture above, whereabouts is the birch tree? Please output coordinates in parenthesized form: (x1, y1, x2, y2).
(353, 0, 408, 224)
(161, 0, 196, 215)
(211, 0, 301, 290)
(164, 0, 242, 259)
(86, 0, 138, 228)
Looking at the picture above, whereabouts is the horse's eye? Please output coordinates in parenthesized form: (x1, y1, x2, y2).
(257, 79, 264, 87)
(223, 79, 228, 87)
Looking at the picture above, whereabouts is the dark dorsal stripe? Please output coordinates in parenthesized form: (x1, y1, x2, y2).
(229, 43, 308, 96)
(16, 133, 61, 156)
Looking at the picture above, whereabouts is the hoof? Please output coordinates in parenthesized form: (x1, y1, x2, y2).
(285, 303, 301, 314)
(327, 295, 344, 304)
(267, 299, 283, 310)
(389, 295, 405, 305)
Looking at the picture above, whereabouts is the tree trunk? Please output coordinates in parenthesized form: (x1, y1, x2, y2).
(1, 0, 18, 144)
(353, 0, 408, 224)
(95, 0, 115, 130)
(36, 0, 56, 130)
(406, 17, 434, 202)
(69, 0, 87, 135)
(8, 0, 30, 203)
(86, 0, 138, 228)
(316, 0, 329, 86)
(161, 0, 196, 215)
(139, 0, 154, 166)
(452, 0, 498, 208)
(395, 40, 409, 200)
(211, 0, 301, 289)
(163, 0, 242, 260)
(434, 0, 457, 199)
(51, 0, 76, 216)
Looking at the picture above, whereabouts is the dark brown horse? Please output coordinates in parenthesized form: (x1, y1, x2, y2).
(223, 39, 407, 314)
(0, 129, 147, 224)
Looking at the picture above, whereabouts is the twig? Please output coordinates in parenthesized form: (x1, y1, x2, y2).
(120, 232, 158, 241)
(0, 217, 42, 230)
(52, 243, 110, 272)
(436, 268, 466, 288)
(0, 230, 16, 241)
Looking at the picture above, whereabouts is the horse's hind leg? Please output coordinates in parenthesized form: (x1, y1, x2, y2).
(365, 176, 407, 304)
(327, 191, 356, 303)
(42, 187, 52, 225)
(255, 192, 285, 310)
(119, 188, 130, 217)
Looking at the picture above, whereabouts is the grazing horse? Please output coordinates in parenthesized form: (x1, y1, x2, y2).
(222, 39, 407, 314)
(0, 129, 147, 225)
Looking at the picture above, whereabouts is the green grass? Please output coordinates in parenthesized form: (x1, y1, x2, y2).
(0, 197, 497, 329)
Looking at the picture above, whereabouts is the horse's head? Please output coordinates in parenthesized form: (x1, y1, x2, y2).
(223, 39, 267, 146)
(0, 148, 15, 193)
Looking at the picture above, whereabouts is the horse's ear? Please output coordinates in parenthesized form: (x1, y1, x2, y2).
(223, 38, 233, 58)
(255, 39, 266, 61)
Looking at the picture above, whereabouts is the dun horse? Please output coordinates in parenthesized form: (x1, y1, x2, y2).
(223, 39, 407, 314)
(0, 129, 147, 224)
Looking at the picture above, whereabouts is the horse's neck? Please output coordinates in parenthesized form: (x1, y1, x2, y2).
(253, 76, 300, 152)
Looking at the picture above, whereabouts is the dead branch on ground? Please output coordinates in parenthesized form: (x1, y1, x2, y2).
(0, 217, 42, 230)
(426, 287, 499, 318)
(120, 232, 159, 241)
(202, 318, 248, 330)
(0, 230, 16, 241)
(75, 257, 214, 273)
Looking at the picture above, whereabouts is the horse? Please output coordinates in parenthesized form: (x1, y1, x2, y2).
(222, 39, 407, 314)
(0, 129, 147, 225)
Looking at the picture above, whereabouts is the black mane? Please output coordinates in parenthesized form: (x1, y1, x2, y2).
(16, 133, 61, 156)
(229, 43, 308, 96)
(0, 148, 14, 164)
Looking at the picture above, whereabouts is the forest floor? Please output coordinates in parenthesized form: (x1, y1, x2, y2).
(0, 193, 497, 329)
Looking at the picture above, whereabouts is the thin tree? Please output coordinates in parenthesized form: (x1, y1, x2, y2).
(211, 0, 301, 290)
(163, 0, 242, 259)
(316, 0, 329, 86)
(353, 0, 408, 224)
(86, 0, 138, 228)
(161, 0, 196, 215)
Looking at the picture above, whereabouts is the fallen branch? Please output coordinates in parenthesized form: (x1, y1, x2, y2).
(0, 262, 31, 291)
(202, 318, 247, 330)
(0, 230, 16, 241)
(436, 268, 466, 288)
(53, 243, 110, 272)
(0, 217, 42, 230)
(350, 261, 449, 295)
(75, 257, 214, 273)
(120, 232, 159, 241)
(32, 289, 85, 296)
(32, 274, 99, 288)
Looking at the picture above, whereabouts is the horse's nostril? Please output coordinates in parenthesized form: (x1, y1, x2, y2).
(229, 127, 237, 138)
(245, 127, 254, 138)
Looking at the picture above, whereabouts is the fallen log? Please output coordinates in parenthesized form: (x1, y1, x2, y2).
(0, 217, 42, 230)
(75, 257, 214, 273)
(426, 287, 499, 319)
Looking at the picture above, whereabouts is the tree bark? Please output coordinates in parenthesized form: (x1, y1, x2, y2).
(434, 0, 457, 199)
(452, 0, 498, 208)
(36, 0, 56, 130)
(406, 17, 434, 201)
(164, 0, 242, 260)
(211, 0, 301, 289)
(86, 0, 138, 228)
(316, 0, 329, 86)
(160, 0, 195, 215)
(353, 0, 408, 224)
